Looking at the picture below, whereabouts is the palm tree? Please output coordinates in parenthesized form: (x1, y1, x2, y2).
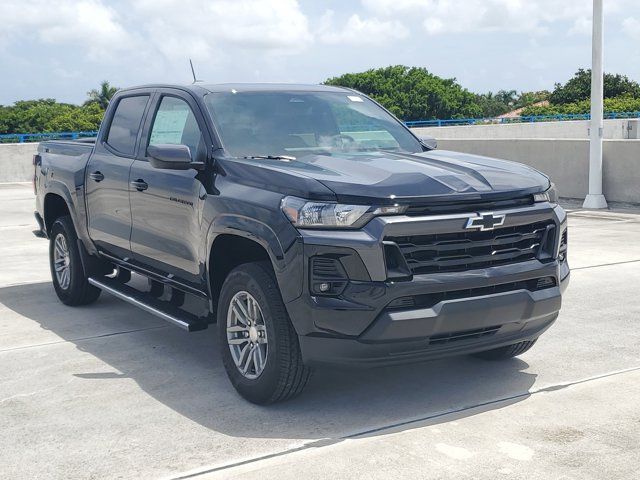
(85, 81, 118, 109)
(495, 90, 518, 108)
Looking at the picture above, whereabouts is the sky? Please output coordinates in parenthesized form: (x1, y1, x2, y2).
(1, 0, 640, 105)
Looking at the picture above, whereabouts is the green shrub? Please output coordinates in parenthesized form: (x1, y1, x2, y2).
(324, 65, 483, 121)
(521, 95, 640, 117)
(0, 99, 105, 135)
(549, 69, 640, 105)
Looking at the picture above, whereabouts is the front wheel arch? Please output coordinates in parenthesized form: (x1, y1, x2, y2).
(208, 234, 271, 313)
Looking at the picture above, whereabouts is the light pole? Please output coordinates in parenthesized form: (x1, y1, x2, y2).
(583, 0, 608, 209)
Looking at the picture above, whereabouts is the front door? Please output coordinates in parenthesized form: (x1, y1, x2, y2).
(129, 93, 208, 285)
(86, 94, 150, 258)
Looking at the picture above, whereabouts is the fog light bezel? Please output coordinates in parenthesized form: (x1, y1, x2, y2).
(310, 256, 349, 296)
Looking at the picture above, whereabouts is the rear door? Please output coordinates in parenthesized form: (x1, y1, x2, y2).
(128, 90, 209, 285)
(86, 93, 152, 258)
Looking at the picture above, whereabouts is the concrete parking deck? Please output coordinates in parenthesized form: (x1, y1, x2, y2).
(1, 184, 638, 479)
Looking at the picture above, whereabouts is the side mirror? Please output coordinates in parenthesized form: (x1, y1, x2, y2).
(148, 144, 202, 170)
(419, 136, 437, 150)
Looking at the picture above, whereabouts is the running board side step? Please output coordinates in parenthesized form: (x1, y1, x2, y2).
(88, 276, 208, 332)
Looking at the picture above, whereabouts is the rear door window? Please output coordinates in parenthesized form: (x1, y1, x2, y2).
(106, 95, 149, 155)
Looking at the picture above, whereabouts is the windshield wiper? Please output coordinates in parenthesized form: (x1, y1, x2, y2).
(243, 155, 296, 162)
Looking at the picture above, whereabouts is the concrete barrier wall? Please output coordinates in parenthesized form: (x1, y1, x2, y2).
(436, 138, 640, 203)
(0, 139, 638, 203)
(413, 118, 639, 140)
(0, 143, 39, 182)
(601, 140, 640, 204)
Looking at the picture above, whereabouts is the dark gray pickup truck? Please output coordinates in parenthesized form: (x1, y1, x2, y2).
(33, 83, 569, 404)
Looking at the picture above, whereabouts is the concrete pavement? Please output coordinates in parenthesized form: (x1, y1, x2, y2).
(1, 183, 639, 479)
(197, 369, 640, 480)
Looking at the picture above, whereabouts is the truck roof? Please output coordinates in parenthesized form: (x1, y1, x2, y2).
(118, 83, 352, 96)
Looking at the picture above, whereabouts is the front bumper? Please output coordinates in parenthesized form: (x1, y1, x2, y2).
(298, 281, 565, 368)
(285, 203, 570, 367)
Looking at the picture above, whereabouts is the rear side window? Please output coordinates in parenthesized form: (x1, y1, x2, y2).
(106, 95, 149, 155)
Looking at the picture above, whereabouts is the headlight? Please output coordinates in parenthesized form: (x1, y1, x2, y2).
(533, 183, 558, 204)
(281, 196, 406, 229)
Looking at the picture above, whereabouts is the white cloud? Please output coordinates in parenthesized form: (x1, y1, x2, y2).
(361, 0, 635, 36)
(360, 0, 428, 16)
(0, 0, 134, 59)
(622, 17, 640, 40)
(1, 0, 639, 104)
(133, 0, 313, 61)
(568, 17, 591, 36)
(318, 11, 409, 46)
(0, 0, 312, 62)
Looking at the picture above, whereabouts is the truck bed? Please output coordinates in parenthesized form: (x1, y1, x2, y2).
(39, 139, 95, 156)
(35, 139, 96, 239)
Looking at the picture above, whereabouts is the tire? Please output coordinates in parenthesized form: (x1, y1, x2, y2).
(472, 339, 537, 360)
(49, 215, 101, 306)
(217, 261, 311, 404)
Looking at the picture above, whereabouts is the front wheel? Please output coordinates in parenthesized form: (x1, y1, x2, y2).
(472, 339, 537, 360)
(217, 261, 311, 404)
(49, 215, 101, 306)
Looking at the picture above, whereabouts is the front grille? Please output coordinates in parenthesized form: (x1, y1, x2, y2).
(386, 221, 554, 275)
(429, 326, 500, 345)
(386, 276, 557, 311)
(405, 196, 533, 216)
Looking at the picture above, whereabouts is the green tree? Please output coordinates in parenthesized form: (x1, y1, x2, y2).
(324, 65, 483, 121)
(475, 90, 522, 117)
(549, 69, 640, 105)
(0, 99, 105, 135)
(513, 90, 550, 109)
(48, 103, 105, 132)
(521, 95, 640, 116)
(494, 90, 518, 108)
(84, 81, 118, 109)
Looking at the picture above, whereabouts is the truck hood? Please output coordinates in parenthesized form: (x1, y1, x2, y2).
(258, 150, 550, 205)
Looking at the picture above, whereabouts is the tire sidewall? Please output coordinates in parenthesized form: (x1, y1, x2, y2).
(49, 217, 85, 304)
(217, 265, 283, 403)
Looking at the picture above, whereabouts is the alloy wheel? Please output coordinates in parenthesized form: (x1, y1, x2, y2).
(53, 233, 71, 290)
(226, 291, 269, 379)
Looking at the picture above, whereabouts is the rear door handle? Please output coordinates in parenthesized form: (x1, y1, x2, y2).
(130, 179, 148, 191)
(89, 171, 104, 182)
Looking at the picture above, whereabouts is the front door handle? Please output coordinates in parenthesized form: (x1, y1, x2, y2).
(130, 179, 148, 192)
(89, 171, 104, 182)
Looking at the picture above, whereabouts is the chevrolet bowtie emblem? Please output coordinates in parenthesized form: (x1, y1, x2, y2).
(465, 213, 506, 231)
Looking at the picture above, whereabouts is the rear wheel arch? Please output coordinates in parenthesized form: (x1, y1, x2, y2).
(43, 193, 72, 235)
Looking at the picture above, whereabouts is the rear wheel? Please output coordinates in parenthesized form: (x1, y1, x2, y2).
(217, 261, 311, 404)
(472, 339, 537, 360)
(49, 215, 101, 306)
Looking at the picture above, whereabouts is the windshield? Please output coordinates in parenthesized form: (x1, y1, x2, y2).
(204, 91, 423, 158)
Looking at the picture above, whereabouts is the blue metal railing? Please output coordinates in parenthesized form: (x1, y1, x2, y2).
(0, 131, 98, 143)
(2, 110, 640, 142)
(404, 111, 640, 128)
